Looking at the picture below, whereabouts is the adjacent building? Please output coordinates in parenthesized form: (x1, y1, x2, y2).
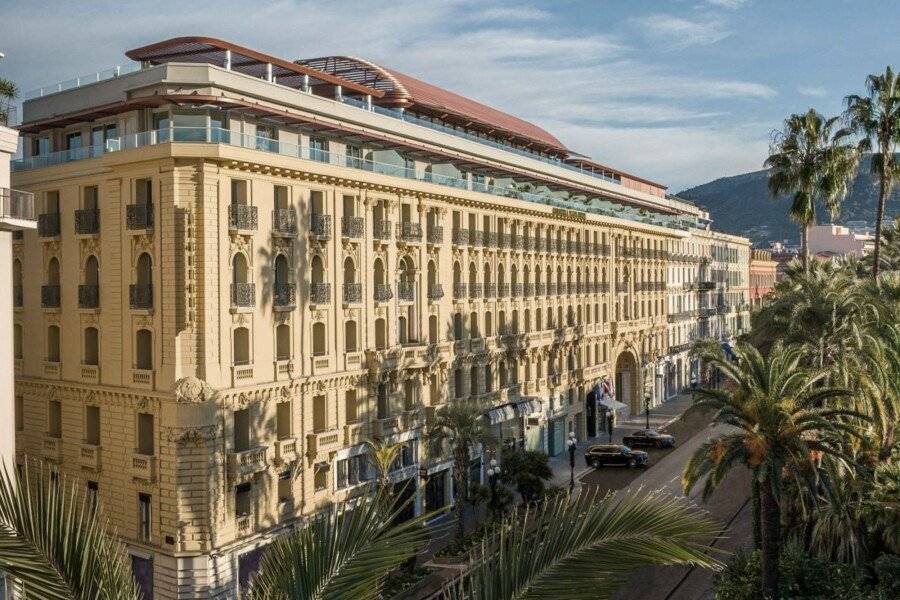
(10, 37, 749, 598)
(749, 248, 777, 307)
(808, 223, 875, 258)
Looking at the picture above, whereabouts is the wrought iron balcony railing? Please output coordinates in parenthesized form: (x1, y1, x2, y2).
(229, 204, 258, 231)
(341, 216, 364, 239)
(126, 203, 153, 230)
(452, 228, 469, 245)
(231, 283, 256, 307)
(272, 208, 297, 235)
(273, 283, 296, 307)
(343, 282, 362, 304)
(469, 283, 483, 299)
(453, 283, 467, 300)
(397, 222, 422, 242)
(374, 283, 393, 302)
(38, 213, 60, 237)
(74, 209, 100, 234)
(310, 283, 331, 304)
(398, 282, 415, 302)
(309, 214, 332, 240)
(78, 284, 99, 309)
(427, 225, 443, 244)
(428, 283, 444, 300)
(129, 284, 153, 309)
(41, 285, 60, 308)
(373, 220, 392, 241)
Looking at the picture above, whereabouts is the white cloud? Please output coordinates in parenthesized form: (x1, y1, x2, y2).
(797, 85, 827, 97)
(705, 0, 750, 8)
(633, 14, 732, 49)
(473, 6, 551, 21)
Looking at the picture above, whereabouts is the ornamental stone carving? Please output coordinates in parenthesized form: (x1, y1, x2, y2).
(173, 376, 216, 403)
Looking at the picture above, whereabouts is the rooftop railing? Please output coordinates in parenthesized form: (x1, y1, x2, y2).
(0, 188, 36, 222)
(22, 64, 142, 100)
(12, 126, 695, 232)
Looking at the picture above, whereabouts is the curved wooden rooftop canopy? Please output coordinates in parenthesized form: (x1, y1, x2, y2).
(296, 56, 569, 157)
(125, 36, 384, 99)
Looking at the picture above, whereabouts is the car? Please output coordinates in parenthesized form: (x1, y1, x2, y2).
(622, 429, 676, 449)
(585, 444, 649, 468)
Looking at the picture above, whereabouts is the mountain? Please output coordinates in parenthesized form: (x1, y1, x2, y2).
(678, 156, 900, 245)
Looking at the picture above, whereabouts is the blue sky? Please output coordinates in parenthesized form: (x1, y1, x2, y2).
(0, 0, 896, 190)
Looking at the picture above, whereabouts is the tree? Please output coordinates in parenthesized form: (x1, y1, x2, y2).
(0, 77, 16, 126)
(366, 437, 403, 497)
(765, 109, 860, 268)
(427, 400, 495, 545)
(682, 342, 860, 599)
(249, 492, 431, 599)
(499, 447, 552, 504)
(845, 66, 900, 278)
(0, 461, 140, 600)
(440, 489, 721, 600)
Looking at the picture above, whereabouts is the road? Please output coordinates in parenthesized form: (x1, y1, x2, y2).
(580, 408, 753, 600)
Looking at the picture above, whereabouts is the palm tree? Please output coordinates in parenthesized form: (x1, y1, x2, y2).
(249, 492, 431, 599)
(765, 109, 860, 268)
(365, 438, 404, 512)
(682, 342, 861, 599)
(427, 399, 495, 545)
(845, 66, 900, 278)
(0, 77, 17, 126)
(0, 461, 140, 600)
(441, 489, 721, 600)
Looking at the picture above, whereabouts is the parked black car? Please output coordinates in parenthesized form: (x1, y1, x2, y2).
(623, 429, 676, 449)
(585, 444, 648, 468)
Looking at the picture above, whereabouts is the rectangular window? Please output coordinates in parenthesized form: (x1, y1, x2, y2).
(231, 179, 248, 205)
(83, 185, 99, 210)
(312, 395, 327, 432)
(137, 413, 154, 455)
(135, 179, 152, 206)
(346, 145, 363, 169)
(48, 400, 62, 438)
(87, 481, 99, 516)
(235, 482, 252, 516)
(45, 190, 60, 214)
(277, 470, 292, 503)
(310, 137, 328, 162)
(274, 185, 289, 210)
(345, 390, 357, 424)
(32, 136, 51, 156)
(255, 123, 278, 152)
(66, 132, 82, 151)
(138, 493, 152, 541)
(276, 402, 291, 440)
(15, 396, 23, 432)
(85, 405, 101, 446)
(314, 462, 329, 491)
(233, 408, 250, 452)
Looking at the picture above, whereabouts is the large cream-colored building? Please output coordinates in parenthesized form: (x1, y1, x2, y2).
(10, 38, 749, 598)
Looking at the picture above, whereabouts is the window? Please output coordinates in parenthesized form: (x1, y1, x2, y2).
(14, 324, 22, 359)
(32, 136, 50, 156)
(138, 493, 152, 541)
(255, 123, 278, 151)
(137, 413, 154, 455)
(376, 384, 388, 419)
(15, 396, 23, 432)
(278, 470, 292, 503)
(233, 327, 250, 365)
(48, 400, 62, 438)
(233, 408, 250, 452)
(276, 402, 291, 440)
(135, 178, 152, 206)
(84, 327, 99, 366)
(337, 454, 370, 489)
(86, 481, 99, 516)
(344, 320, 357, 352)
(66, 132, 82, 151)
(346, 145, 363, 168)
(42, 321, 65, 372)
(314, 463, 329, 491)
(310, 138, 328, 162)
(312, 322, 326, 356)
(345, 390, 358, 423)
(391, 441, 418, 472)
(276, 324, 290, 360)
(85, 405, 100, 446)
(235, 482, 252, 516)
(231, 179, 248, 205)
(312, 395, 327, 432)
(135, 329, 152, 370)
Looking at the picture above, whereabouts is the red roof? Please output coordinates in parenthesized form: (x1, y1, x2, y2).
(297, 56, 567, 155)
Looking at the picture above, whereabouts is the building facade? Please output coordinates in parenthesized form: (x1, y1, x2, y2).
(808, 223, 875, 258)
(749, 248, 777, 307)
(11, 37, 749, 599)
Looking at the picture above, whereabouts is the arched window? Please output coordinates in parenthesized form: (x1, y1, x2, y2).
(524, 308, 531, 332)
(499, 361, 508, 388)
(427, 260, 437, 289)
(47, 257, 60, 287)
(453, 261, 462, 287)
(429, 315, 438, 344)
(375, 318, 386, 350)
(312, 322, 326, 356)
(470, 311, 479, 338)
(374, 258, 385, 287)
(310, 255, 324, 286)
(136, 328, 153, 369)
(484, 311, 493, 337)
(47, 325, 60, 362)
(274, 254, 288, 286)
(232, 253, 248, 284)
(468, 262, 477, 288)
(14, 324, 23, 359)
(469, 365, 479, 397)
(483, 262, 491, 288)
(484, 364, 493, 393)
(454, 368, 464, 399)
(84, 255, 99, 286)
(84, 327, 99, 366)
(276, 324, 290, 360)
(233, 327, 249, 365)
(345, 320, 357, 352)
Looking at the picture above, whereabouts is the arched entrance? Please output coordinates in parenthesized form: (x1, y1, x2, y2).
(615, 350, 640, 415)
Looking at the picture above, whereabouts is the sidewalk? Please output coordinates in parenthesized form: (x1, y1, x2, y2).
(547, 391, 697, 493)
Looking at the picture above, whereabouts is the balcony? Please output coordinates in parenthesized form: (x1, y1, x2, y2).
(273, 283, 296, 309)
(231, 364, 254, 386)
(129, 284, 153, 309)
(698, 281, 716, 291)
(498, 283, 509, 298)
(41, 285, 60, 308)
(616, 283, 629, 293)
(453, 283, 467, 300)
(130, 452, 156, 481)
(471, 230, 484, 247)
(126, 203, 153, 230)
(306, 429, 341, 458)
(272, 208, 297, 236)
(535, 283, 545, 296)
(0, 187, 36, 225)
(344, 422, 369, 447)
(274, 438, 299, 465)
(373, 220, 392, 241)
(80, 444, 101, 470)
(375, 283, 393, 302)
(522, 236, 533, 251)
(524, 283, 535, 297)
(228, 446, 269, 479)
(231, 282, 256, 308)
(428, 283, 444, 300)
(484, 231, 497, 248)
(548, 283, 557, 296)
(372, 417, 400, 438)
(397, 222, 422, 243)
(42, 436, 62, 463)
(74, 208, 100, 235)
(38, 213, 61, 238)
(341, 216, 364, 239)
(469, 283, 483, 299)
(310, 283, 331, 305)
(452, 228, 469, 246)
(309, 214, 332, 240)
(78, 284, 99, 309)
(343, 282, 362, 304)
(427, 225, 443, 244)
(398, 282, 415, 303)
(513, 283, 523, 297)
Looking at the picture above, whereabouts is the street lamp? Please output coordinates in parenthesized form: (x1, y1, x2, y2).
(567, 432, 577, 493)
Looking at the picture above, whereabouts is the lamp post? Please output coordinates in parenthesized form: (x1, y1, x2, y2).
(644, 391, 652, 429)
(486, 458, 499, 519)
(567, 432, 577, 494)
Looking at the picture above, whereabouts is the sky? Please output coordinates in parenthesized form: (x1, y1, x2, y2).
(0, 0, 897, 191)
